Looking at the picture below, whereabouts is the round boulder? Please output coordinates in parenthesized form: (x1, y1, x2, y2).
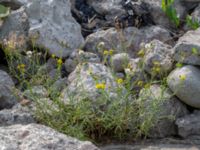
(167, 65, 200, 108)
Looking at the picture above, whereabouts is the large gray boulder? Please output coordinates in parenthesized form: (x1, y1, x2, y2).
(61, 62, 117, 105)
(84, 26, 171, 57)
(1, 0, 84, 58)
(167, 65, 200, 108)
(0, 123, 99, 150)
(174, 28, 200, 65)
(143, 40, 174, 76)
(0, 70, 18, 110)
(138, 84, 188, 138)
(176, 110, 200, 138)
(26, 0, 84, 58)
(0, 7, 29, 51)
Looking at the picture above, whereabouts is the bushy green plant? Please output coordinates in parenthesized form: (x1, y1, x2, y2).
(4, 40, 176, 142)
(186, 15, 200, 30)
(161, 0, 180, 27)
(161, 0, 200, 30)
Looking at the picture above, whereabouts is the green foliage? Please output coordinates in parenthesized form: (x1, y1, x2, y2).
(186, 15, 200, 30)
(4, 42, 175, 141)
(0, 4, 10, 18)
(161, 0, 180, 27)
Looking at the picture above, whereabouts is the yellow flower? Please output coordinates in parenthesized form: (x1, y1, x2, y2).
(152, 67, 161, 73)
(51, 54, 56, 58)
(103, 49, 114, 55)
(117, 78, 123, 84)
(144, 83, 151, 89)
(95, 83, 106, 89)
(103, 50, 109, 55)
(137, 80, 144, 87)
(17, 64, 26, 73)
(17, 64, 25, 69)
(57, 58, 63, 65)
(179, 74, 186, 81)
(20, 64, 26, 68)
(109, 49, 114, 55)
(153, 61, 160, 66)
(137, 49, 145, 57)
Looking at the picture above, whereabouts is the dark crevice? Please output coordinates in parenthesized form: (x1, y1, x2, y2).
(0, 2, 22, 10)
(0, 47, 7, 66)
(71, 0, 155, 37)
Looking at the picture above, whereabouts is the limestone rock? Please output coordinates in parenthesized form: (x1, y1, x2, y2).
(111, 53, 130, 72)
(174, 28, 200, 65)
(0, 70, 18, 110)
(0, 104, 35, 126)
(0, 7, 29, 51)
(0, 123, 99, 150)
(176, 110, 200, 138)
(143, 40, 174, 76)
(61, 62, 117, 105)
(167, 65, 200, 108)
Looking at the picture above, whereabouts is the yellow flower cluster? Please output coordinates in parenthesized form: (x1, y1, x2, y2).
(17, 64, 26, 73)
(179, 74, 186, 81)
(117, 78, 123, 84)
(51, 54, 56, 59)
(51, 54, 63, 67)
(95, 83, 106, 89)
(152, 61, 161, 73)
(57, 58, 63, 65)
(103, 49, 114, 56)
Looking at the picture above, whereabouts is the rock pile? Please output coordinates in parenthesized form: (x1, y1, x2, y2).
(1, 0, 200, 149)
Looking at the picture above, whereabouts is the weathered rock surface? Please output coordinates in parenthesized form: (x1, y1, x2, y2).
(143, 40, 174, 76)
(25, 0, 84, 58)
(0, 7, 29, 51)
(111, 53, 130, 72)
(0, 70, 18, 110)
(1, 0, 84, 57)
(191, 4, 200, 24)
(0, 123, 99, 150)
(0, 70, 14, 87)
(101, 143, 200, 150)
(167, 65, 200, 108)
(138, 84, 188, 138)
(86, 0, 125, 20)
(176, 110, 200, 138)
(61, 62, 117, 105)
(64, 50, 100, 73)
(84, 26, 171, 57)
(174, 28, 200, 65)
(142, 0, 186, 28)
(0, 104, 35, 126)
(23, 85, 48, 100)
